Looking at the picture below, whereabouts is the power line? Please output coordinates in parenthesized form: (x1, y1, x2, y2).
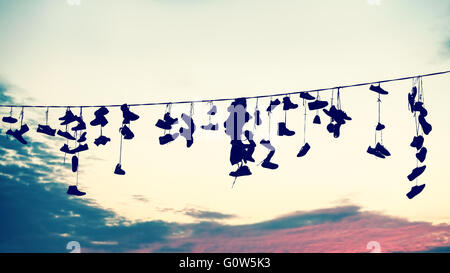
(0, 70, 449, 109)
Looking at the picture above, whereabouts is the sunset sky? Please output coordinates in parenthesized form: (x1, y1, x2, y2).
(0, 0, 449, 252)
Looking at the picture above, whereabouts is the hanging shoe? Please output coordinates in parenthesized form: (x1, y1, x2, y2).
(120, 125, 134, 140)
(333, 123, 341, 138)
(59, 109, 77, 125)
(308, 100, 329, 111)
(71, 143, 89, 154)
(367, 146, 385, 159)
(326, 122, 335, 133)
(254, 109, 262, 126)
(410, 135, 424, 150)
(95, 106, 109, 116)
(282, 96, 298, 110)
(72, 116, 86, 131)
(313, 114, 321, 124)
(37, 124, 56, 136)
(57, 129, 76, 140)
(77, 132, 87, 143)
(407, 165, 426, 181)
(60, 144, 73, 154)
(155, 119, 172, 130)
(323, 105, 338, 119)
(229, 165, 252, 177)
(121, 104, 139, 124)
(408, 87, 417, 113)
(94, 135, 111, 146)
(207, 105, 217, 115)
(114, 163, 125, 175)
(412, 102, 428, 117)
(278, 122, 295, 136)
(406, 184, 425, 199)
(159, 132, 179, 145)
(376, 122, 385, 131)
(261, 151, 278, 170)
(266, 99, 281, 112)
(2, 116, 17, 124)
(163, 112, 178, 125)
(299, 92, 316, 100)
(90, 115, 108, 127)
(201, 123, 218, 131)
(179, 113, 195, 147)
(9, 124, 29, 145)
(416, 147, 427, 163)
(375, 142, 391, 157)
(260, 139, 275, 151)
(72, 155, 78, 172)
(297, 142, 311, 158)
(67, 185, 86, 196)
(418, 114, 432, 135)
(369, 85, 388, 95)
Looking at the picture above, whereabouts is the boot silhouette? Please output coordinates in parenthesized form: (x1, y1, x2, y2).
(266, 99, 281, 112)
(282, 96, 298, 110)
(120, 125, 134, 140)
(418, 115, 432, 135)
(410, 135, 424, 150)
(278, 122, 295, 136)
(413, 102, 428, 117)
(416, 147, 427, 163)
(121, 104, 139, 124)
(407, 165, 426, 181)
(406, 184, 425, 199)
(297, 142, 311, 157)
(67, 185, 86, 196)
(261, 150, 278, 170)
(114, 163, 125, 175)
(207, 105, 217, 115)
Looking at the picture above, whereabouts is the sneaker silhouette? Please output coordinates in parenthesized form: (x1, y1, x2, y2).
(94, 135, 111, 146)
(77, 132, 87, 143)
(57, 129, 76, 141)
(260, 139, 275, 151)
(155, 119, 172, 130)
(8, 124, 29, 145)
(230, 140, 245, 165)
(201, 123, 218, 131)
(37, 124, 56, 136)
(323, 105, 338, 119)
(369, 84, 388, 95)
(418, 114, 432, 135)
(67, 185, 86, 196)
(282, 96, 298, 110)
(297, 142, 311, 157)
(407, 165, 426, 181)
(313, 114, 321, 124)
(408, 86, 417, 112)
(254, 110, 262, 126)
(71, 144, 89, 154)
(90, 115, 108, 127)
(95, 106, 109, 116)
(207, 105, 217, 115)
(59, 109, 77, 125)
(413, 102, 428, 117)
(278, 122, 295, 136)
(229, 165, 252, 177)
(179, 113, 195, 147)
(406, 184, 425, 199)
(261, 150, 278, 170)
(72, 155, 78, 172)
(367, 146, 385, 159)
(163, 112, 178, 125)
(299, 92, 315, 100)
(159, 132, 179, 145)
(375, 142, 391, 156)
(333, 123, 342, 138)
(114, 163, 125, 175)
(72, 116, 86, 131)
(376, 122, 385, 131)
(416, 147, 427, 163)
(308, 100, 328, 111)
(121, 104, 139, 124)
(2, 116, 17, 124)
(60, 144, 72, 154)
(326, 122, 335, 133)
(266, 98, 281, 112)
(120, 125, 134, 140)
(410, 135, 424, 150)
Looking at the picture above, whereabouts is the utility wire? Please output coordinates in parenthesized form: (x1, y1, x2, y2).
(0, 70, 448, 109)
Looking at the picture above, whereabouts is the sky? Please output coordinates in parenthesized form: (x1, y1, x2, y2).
(0, 0, 449, 252)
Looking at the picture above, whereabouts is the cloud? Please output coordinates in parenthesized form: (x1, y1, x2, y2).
(183, 209, 235, 220)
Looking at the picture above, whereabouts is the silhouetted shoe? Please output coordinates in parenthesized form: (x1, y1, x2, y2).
(163, 112, 178, 125)
(114, 163, 125, 175)
(278, 122, 295, 136)
(155, 119, 172, 130)
(94, 106, 109, 116)
(282, 96, 298, 110)
(59, 109, 77, 125)
(60, 144, 72, 154)
(207, 105, 217, 115)
(407, 165, 426, 181)
(179, 113, 195, 147)
(229, 165, 252, 177)
(313, 114, 321, 124)
(120, 125, 134, 140)
(323, 105, 338, 119)
(418, 114, 432, 135)
(67, 185, 86, 196)
(408, 86, 417, 112)
(121, 104, 139, 124)
(333, 123, 341, 138)
(37, 124, 56, 136)
(308, 100, 328, 110)
(8, 124, 29, 145)
(406, 184, 425, 199)
(201, 123, 218, 131)
(376, 122, 385, 131)
(72, 116, 86, 131)
(375, 142, 391, 157)
(261, 150, 278, 169)
(367, 146, 385, 158)
(369, 84, 388, 95)
(260, 139, 275, 151)
(159, 133, 179, 145)
(90, 115, 108, 127)
(412, 102, 428, 117)
(72, 144, 89, 154)
(72, 155, 78, 172)
(410, 135, 424, 150)
(297, 142, 311, 157)
(254, 110, 262, 126)
(77, 132, 87, 143)
(57, 129, 76, 140)
(416, 147, 427, 163)
(94, 135, 111, 146)
(299, 92, 315, 100)
(2, 116, 17, 124)
(326, 122, 334, 133)
(266, 99, 281, 112)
